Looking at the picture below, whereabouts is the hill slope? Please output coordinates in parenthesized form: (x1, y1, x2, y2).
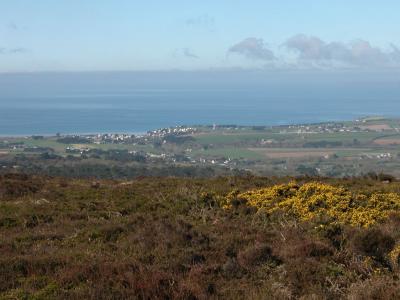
(1, 174, 400, 299)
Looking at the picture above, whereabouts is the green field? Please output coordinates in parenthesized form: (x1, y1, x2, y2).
(193, 147, 265, 160)
(4, 118, 400, 177)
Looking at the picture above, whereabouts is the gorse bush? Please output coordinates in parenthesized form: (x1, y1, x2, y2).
(389, 244, 400, 270)
(224, 181, 400, 227)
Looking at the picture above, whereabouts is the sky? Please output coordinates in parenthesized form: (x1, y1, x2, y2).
(1, 1, 400, 72)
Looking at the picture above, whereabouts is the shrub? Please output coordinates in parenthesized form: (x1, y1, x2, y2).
(0, 175, 43, 198)
(237, 243, 275, 269)
(352, 228, 395, 264)
(225, 182, 400, 227)
(347, 276, 400, 299)
(0, 217, 18, 228)
(389, 244, 400, 271)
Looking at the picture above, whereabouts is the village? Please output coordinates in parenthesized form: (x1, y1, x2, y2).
(2, 118, 400, 177)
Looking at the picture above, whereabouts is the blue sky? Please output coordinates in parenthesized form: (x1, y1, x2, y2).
(1, 1, 400, 72)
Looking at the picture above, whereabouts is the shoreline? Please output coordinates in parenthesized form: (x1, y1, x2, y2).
(0, 116, 388, 138)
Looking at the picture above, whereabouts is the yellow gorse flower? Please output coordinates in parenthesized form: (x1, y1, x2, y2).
(225, 182, 400, 227)
(389, 245, 400, 270)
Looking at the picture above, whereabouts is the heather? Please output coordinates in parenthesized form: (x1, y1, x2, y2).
(1, 174, 400, 299)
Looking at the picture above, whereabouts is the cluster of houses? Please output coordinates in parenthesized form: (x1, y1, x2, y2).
(360, 153, 393, 160)
(147, 126, 197, 138)
(284, 122, 393, 134)
(89, 134, 137, 144)
(53, 126, 198, 145)
(65, 146, 91, 155)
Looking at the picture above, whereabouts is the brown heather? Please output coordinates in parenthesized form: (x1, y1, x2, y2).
(1, 174, 400, 299)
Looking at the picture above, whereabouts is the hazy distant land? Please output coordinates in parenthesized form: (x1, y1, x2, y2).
(2, 116, 400, 178)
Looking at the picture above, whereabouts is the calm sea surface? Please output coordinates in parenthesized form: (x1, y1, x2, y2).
(0, 72, 399, 135)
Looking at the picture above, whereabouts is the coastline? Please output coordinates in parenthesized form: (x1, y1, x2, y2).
(0, 116, 386, 138)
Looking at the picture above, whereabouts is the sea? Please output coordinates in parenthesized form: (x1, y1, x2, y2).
(0, 71, 399, 135)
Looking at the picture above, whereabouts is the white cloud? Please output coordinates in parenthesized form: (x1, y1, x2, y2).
(182, 48, 198, 59)
(284, 34, 400, 67)
(228, 38, 275, 61)
(0, 47, 28, 54)
(7, 22, 18, 30)
(185, 15, 215, 31)
(173, 48, 199, 59)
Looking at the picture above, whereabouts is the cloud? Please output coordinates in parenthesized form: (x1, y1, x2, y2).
(173, 48, 199, 59)
(7, 22, 18, 30)
(284, 34, 400, 67)
(185, 15, 215, 31)
(0, 47, 28, 54)
(389, 43, 400, 62)
(228, 38, 275, 61)
(182, 48, 198, 59)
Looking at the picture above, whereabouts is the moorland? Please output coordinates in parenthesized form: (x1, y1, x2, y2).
(1, 174, 400, 299)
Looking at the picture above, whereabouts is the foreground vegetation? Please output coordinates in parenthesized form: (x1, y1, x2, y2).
(1, 174, 400, 299)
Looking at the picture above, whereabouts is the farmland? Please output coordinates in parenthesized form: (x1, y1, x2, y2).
(2, 117, 400, 178)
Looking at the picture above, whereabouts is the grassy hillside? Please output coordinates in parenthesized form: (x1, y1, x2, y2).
(1, 174, 400, 299)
